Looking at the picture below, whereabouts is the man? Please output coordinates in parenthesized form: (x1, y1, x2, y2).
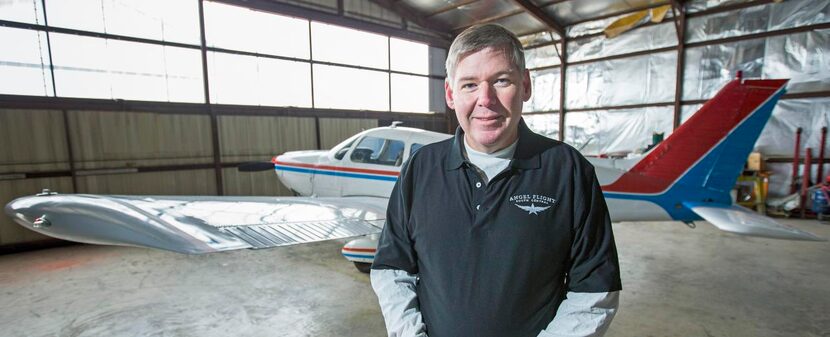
(371, 24, 621, 337)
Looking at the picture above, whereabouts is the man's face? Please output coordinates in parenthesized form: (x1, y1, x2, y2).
(445, 47, 531, 153)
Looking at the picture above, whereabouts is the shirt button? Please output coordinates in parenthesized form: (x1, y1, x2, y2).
(476, 205, 480, 210)
(476, 182, 482, 188)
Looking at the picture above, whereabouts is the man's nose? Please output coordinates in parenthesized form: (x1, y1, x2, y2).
(476, 83, 496, 107)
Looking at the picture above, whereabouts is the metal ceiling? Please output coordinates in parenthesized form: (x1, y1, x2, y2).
(371, 0, 674, 43)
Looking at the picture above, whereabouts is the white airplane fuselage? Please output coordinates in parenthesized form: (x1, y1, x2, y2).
(272, 125, 672, 266)
(274, 127, 669, 222)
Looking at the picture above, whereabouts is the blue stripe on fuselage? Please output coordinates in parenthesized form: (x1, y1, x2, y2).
(342, 253, 375, 259)
(275, 165, 398, 182)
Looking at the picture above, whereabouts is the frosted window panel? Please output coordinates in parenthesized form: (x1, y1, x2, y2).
(50, 34, 111, 99)
(46, 0, 200, 44)
(108, 40, 167, 100)
(313, 65, 388, 111)
(390, 38, 428, 75)
(0, 63, 54, 96)
(47, 0, 105, 33)
(208, 52, 311, 107)
(205, 1, 310, 59)
(103, 0, 200, 44)
(391, 74, 429, 113)
(108, 42, 203, 102)
(0, 27, 53, 96)
(161, 47, 205, 103)
(0, 0, 45, 24)
(311, 22, 388, 69)
(51, 34, 203, 101)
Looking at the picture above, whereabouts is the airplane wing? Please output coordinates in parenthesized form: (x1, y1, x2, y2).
(5, 193, 387, 254)
(684, 202, 824, 241)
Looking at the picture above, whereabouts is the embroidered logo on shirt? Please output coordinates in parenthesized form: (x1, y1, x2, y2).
(510, 194, 556, 215)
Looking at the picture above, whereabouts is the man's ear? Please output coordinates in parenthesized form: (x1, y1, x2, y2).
(444, 80, 456, 110)
(522, 69, 532, 102)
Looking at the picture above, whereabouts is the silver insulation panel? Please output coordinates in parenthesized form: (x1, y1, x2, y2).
(525, 67, 561, 113)
(524, 113, 561, 140)
(566, 51, 676, 109)
(563, 106, 674, 156)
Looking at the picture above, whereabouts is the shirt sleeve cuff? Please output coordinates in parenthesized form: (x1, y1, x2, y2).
(537, 291, 620, 337)
(370, 268, 428, 337)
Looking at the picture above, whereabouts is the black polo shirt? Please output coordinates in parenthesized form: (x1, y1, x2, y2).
(372, 119, 621, 337)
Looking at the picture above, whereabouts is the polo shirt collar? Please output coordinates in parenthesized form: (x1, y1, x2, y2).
(444, 118, 542, 171)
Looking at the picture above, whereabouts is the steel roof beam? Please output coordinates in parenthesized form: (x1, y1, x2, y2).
(368, 0, 454, 35)
(511, 0, 565, 37)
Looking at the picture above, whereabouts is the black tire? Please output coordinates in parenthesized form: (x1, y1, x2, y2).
(354, 262, 372, 273)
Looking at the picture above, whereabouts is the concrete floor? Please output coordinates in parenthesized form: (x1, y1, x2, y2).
(1, 219, 828, 337)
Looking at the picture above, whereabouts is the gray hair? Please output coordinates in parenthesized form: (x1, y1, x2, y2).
(445, 24, 525, 84)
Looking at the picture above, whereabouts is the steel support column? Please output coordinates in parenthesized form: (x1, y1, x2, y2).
(672, 0, 686, 129)
(198, 0, 224, 195)
(558, 40, 567, 141)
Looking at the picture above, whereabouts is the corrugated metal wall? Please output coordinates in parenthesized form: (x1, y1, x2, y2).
(0, 107, 394, 248)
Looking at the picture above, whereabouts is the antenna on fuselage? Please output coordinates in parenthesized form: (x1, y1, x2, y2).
(390, 121, 403, 128)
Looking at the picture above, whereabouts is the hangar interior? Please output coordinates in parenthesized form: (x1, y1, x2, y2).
(1, 0, 829, 336)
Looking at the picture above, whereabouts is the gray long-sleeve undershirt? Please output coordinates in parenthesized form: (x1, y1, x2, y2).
(371, 269, 619, 337)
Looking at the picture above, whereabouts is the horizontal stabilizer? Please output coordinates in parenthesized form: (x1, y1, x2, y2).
(685, 202, 824, 241)
(5, 194, 387, 254)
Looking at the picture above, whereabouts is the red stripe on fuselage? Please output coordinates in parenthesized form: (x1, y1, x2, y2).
(273, 158, 400, 177)
(342, 247, 377, 253)
(602, 79, 787, 194)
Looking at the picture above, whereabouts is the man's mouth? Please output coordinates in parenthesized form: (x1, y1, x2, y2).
(473, 115, 503, 122)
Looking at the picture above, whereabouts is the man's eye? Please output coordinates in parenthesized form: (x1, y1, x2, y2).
(461, 83, 477, 90)
(495, 78, 512, 86)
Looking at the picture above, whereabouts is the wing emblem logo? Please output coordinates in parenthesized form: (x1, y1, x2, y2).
(515, 203, 550, 215)
(510, 194, 556, 215)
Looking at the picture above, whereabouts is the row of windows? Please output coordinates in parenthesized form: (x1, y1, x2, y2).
(0, 0, 437, 112)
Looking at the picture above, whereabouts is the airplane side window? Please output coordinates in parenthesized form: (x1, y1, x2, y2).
(379, 139, 405, 166)
(351, 136, 404, 166)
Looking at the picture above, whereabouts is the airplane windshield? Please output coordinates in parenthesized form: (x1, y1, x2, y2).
(333, 135, 360, 160)
(351, 136, 405, 166)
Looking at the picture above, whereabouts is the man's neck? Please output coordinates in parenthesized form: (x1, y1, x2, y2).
(463, 138, 517, 182)
(464, 132, 518, 154)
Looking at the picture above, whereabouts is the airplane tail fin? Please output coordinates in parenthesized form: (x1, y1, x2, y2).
(601, 78, 824, 241)
(604, 78, 788, 199)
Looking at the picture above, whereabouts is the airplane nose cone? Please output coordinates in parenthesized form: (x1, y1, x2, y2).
(4, 194, 49, 229)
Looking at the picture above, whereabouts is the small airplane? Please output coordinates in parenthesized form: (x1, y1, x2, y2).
(4, 77, 824, 274)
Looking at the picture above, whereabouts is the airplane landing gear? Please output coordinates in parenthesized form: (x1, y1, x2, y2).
(354, 262, 371, 273)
